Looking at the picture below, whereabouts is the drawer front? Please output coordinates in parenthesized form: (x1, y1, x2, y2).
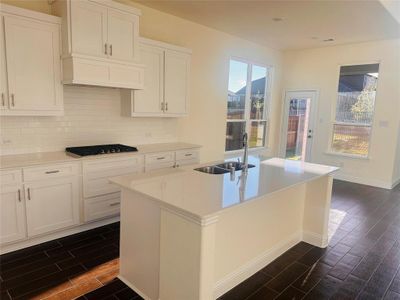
(83, 156, 144, 198)
(23, 163, 80, 182)
(83, 155, 144, 177)
(145, 151, 175, 165)
(145, 161, 175, 172)
(176, 158, 199, 167)
(175, 149, 199, 161)
(84, 192, 121, 222)
(0, 169, 22, 186)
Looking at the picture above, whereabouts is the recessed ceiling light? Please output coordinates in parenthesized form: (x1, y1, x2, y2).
(272, 17, 283, 22)
(323, 38, 335, 42)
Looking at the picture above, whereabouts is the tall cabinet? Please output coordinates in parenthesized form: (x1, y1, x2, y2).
(121, 38, 191, 117)
(0, 4, 63, 116)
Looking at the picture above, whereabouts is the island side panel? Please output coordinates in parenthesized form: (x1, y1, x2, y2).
(302, 175, 333, 248)
(119, 189, 161, 300)
(213, 183, 306, 298)
(159, 209, 217, 300)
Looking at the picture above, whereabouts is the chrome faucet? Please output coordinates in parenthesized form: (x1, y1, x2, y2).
(242, 132, 248, 175)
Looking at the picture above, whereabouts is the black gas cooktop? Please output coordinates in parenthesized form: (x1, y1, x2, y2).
(66, 144, 138, 157)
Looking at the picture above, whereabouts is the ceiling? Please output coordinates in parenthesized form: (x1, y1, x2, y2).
(135, 0, 400, 50)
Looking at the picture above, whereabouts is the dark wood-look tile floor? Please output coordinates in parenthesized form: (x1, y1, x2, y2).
(1, 180, 399, 300)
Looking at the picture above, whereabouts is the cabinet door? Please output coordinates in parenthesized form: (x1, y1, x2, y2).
(4, 15, 62, 111)
(25, 177, 79, 237)
(107, 8, 139, 62)
(133, 45, 164, 114)
(70, 0, 108, 58)
(0, 14, 9, 110)
(164, 50, 190, 115)
(0, 185, 26, 244)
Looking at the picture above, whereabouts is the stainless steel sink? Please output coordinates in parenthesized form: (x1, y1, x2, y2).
(216, 162, 255, 171)
(194, 166, 230, 174)
(195, 162, 255, 174)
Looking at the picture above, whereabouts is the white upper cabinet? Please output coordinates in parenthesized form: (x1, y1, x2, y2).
(107, 8, 139, 62)
(164, 50, 190, 115)
(52, 0, 144, 89)
(70, 0, 108, 58)
(0, 5, 63, 116)
(121, 38, 191, 117)
(0, 14, 8, 111)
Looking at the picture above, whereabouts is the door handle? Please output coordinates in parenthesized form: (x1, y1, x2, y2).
(109, 44, 112, 56)
(1, 93, 4, 106)
(11, 94, 15, 106)
(104, 43, 108, 55)
(165, 102, 168, 111)
(18, 189, 21, 202)
(27, 188, 31, 200)
(45, 170, 60, 174)
(109, 202, 120, 207)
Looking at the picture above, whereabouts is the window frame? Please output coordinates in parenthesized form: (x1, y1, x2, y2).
(328, 61, 380, 159)
(225, 57, 273, 154)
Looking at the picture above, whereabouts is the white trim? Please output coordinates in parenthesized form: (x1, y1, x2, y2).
(334, 173, 393, 189)
(140, 37, 192, 54)
(303, 231, 328, 248)
(392, 177, 400, 189)
(324, 151, 370, 160)
(0, 216, 120, 254)
(0, 3, 61, 24)
(118, 275, 152, 300)
(213, 231, 302, 298)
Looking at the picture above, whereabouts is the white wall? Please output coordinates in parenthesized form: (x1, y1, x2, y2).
(282, 39, 400, 188)
(0, 86, 178, 155)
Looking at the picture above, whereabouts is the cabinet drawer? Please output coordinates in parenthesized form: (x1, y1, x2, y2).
(176, 158, 199, 167)
(83, 156, 144, 198)
(23, 163, 80, 181)
(83, 155, 144, 176)
(0, 169, 22, 186)
(176, 149, 199, 161)
(84, 192, 121, 222)
(145, 161, 175, 172)
(145, 151, 175, 165)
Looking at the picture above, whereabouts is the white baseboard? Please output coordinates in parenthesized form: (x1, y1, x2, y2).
(213, 231, 302, 299)
(0, 216, 120, 255)
(118, 275, 152, 300)
(334, 173, 393, 189)
(303, 231, 328, 248)
(392, 177, 400, 189)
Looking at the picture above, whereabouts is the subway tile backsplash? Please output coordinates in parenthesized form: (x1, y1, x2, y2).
(0, 86, 178, 155)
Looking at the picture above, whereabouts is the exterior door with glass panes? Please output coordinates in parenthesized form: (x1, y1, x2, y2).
(280, 90, 318, 162)
(225, 59, 270, 152)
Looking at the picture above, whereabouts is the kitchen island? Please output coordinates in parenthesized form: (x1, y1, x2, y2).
(110, 157, 338, 300)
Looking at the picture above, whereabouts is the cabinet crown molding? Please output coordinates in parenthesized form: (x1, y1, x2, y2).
(0, 3, 61, 24)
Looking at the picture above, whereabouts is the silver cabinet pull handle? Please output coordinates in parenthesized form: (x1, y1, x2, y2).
(109, 202, 120, 207)
(1, 93, 4, 106)
(27, 188, 31, 200)
(18, 189, 21, 202)
(165, 102, 168, 111)
(105, 43, 108, 55)
(11, 94, 15, 106)
(185, 153, 192, 157)
(161, 102, 165, 111)
(157, 157, 165, 160)
(110, 44, 112, 56)
(45, 170, 60, 174)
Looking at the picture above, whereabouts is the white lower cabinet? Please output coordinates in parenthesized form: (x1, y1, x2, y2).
(25, 176, 80, 237)
(0, 184, 26, 244)
(84, 192, 121, 222)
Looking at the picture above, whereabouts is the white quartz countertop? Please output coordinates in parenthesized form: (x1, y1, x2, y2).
(0, 142, 201, 169)
(110, 157, 339, 222)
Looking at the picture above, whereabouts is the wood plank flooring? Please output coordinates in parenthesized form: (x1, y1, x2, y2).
(1, 180, 399, 300)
